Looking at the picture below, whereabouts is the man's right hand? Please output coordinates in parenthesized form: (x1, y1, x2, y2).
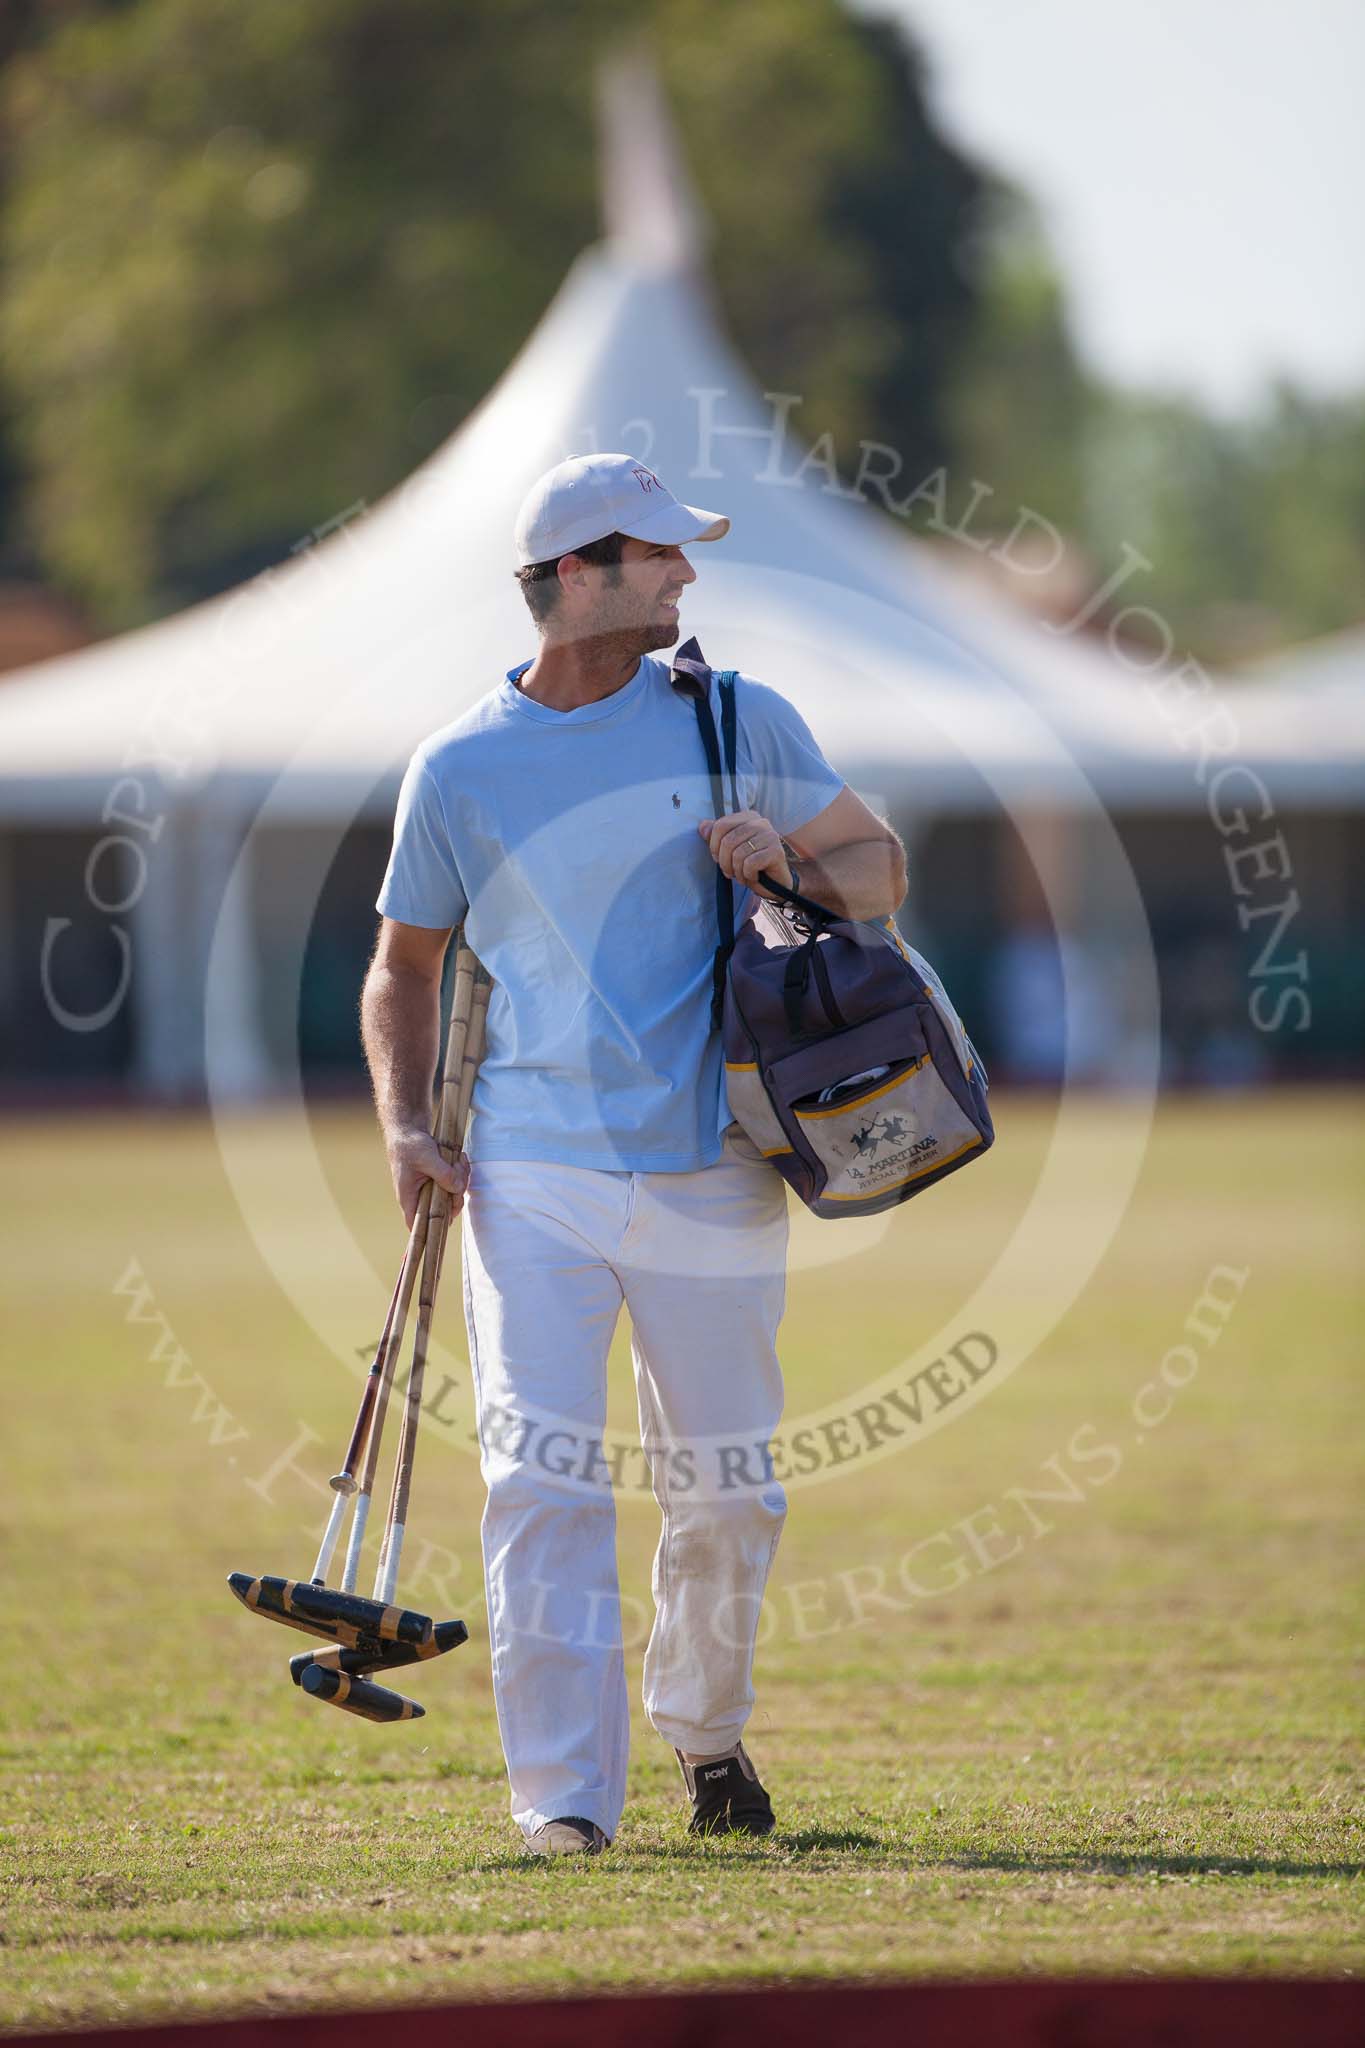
(386, 1126, 471, 1230)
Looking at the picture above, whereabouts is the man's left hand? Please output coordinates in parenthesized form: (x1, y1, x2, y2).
(697, 811, 792, 899)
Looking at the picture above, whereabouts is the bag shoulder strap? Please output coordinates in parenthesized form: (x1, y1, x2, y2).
(711, 661, 840, 928)
(671, 640, 836, 1029)
(672, 641, 736, 1029)
(718, 670, 739, 817)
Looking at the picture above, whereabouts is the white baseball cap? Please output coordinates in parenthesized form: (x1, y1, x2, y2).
(513, 452, 729, 566)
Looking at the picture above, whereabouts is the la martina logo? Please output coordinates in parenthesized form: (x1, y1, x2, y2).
(843, 1124, 940, 1184)
(843, 1114, 941, 1179)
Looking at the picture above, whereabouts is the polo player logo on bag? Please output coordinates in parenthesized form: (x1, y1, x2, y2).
(845, 1127, 940, 1188)
(670, 636, 995, 1221)
(851, 1114, 909, 1158)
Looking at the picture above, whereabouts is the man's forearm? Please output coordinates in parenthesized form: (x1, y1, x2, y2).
(361, 960, 442, 1140)
(784, 834, 908, 922)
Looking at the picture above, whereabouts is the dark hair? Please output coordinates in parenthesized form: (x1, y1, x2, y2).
(515, 529, 626, 624)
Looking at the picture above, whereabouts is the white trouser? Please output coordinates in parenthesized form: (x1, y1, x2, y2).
(460, 1124, 790, 1842)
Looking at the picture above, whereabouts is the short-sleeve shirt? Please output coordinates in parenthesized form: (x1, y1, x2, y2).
(377, 653, 845, 1171)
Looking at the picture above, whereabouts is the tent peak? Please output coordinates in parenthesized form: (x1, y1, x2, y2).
(596, 46, 706, 274)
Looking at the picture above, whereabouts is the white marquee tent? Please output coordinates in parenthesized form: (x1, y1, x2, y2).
(0, 58, 1356, 1095)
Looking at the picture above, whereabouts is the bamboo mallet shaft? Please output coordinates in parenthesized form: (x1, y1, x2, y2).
(339, 945, 478, 1593)
(373, 946, 486, 1603)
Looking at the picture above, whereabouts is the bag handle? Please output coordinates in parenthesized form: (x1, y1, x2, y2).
(748, 865, 841, 928)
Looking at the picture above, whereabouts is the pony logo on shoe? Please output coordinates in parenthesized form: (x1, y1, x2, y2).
(677, 1744, 776, 1836)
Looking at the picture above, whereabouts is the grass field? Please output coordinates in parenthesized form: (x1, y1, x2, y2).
(2, 1089, 1361, 2031)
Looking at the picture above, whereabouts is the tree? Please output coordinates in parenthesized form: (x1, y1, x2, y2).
(0, 0, 989, 623)
(939, 187, 1092, 543)
(1081, 381, 1365, 660)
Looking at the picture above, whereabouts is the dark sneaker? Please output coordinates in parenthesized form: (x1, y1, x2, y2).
(676, 1742, 775, 1836)
(525, 1815, 608, 1856)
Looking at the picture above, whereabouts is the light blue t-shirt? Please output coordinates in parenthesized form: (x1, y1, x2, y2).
(376, 653, 846, 1171)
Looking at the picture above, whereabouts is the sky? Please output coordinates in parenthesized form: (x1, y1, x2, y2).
(861, 0, 1365, 414)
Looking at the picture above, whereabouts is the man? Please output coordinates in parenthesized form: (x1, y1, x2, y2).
(363, 451, 906, 1855)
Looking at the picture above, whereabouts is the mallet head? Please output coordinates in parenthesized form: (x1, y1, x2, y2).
(298, 1663, 424, 1722)
(288, 1618, 468, 1686)
(227, 1572, 435, 1650)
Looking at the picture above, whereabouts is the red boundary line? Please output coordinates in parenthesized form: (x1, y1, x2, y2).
(5, 1980, 1361, 2047)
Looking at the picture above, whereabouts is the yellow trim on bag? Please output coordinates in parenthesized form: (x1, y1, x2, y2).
(761, 1145, 795, 1157)
(725, 1060, 758, 1071)
(922, 979, 974, 1079)
(822, 1130, 984, 1199)
(794, 1055, 929, 1119)
(883, 917, 912, 963)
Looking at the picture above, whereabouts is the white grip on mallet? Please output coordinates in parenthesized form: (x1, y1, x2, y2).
(309, 1482, 353, 1588)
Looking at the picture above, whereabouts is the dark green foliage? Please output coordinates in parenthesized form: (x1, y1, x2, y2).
(654, 1, 988, 485)
(1081, 380, 1365, 661)
(0, 0, 988, 621)
(0, 1, 600, 613)
(940, 187, 1094, 544)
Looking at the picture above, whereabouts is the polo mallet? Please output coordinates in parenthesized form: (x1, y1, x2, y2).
(228, 939, 492, 1723)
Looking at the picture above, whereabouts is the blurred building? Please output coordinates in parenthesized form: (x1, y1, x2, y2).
(0, 580, 91, 676)
(0, 60, 1359, 1099)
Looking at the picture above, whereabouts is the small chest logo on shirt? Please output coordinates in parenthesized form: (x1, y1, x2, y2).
(671, 791, 681, 808)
